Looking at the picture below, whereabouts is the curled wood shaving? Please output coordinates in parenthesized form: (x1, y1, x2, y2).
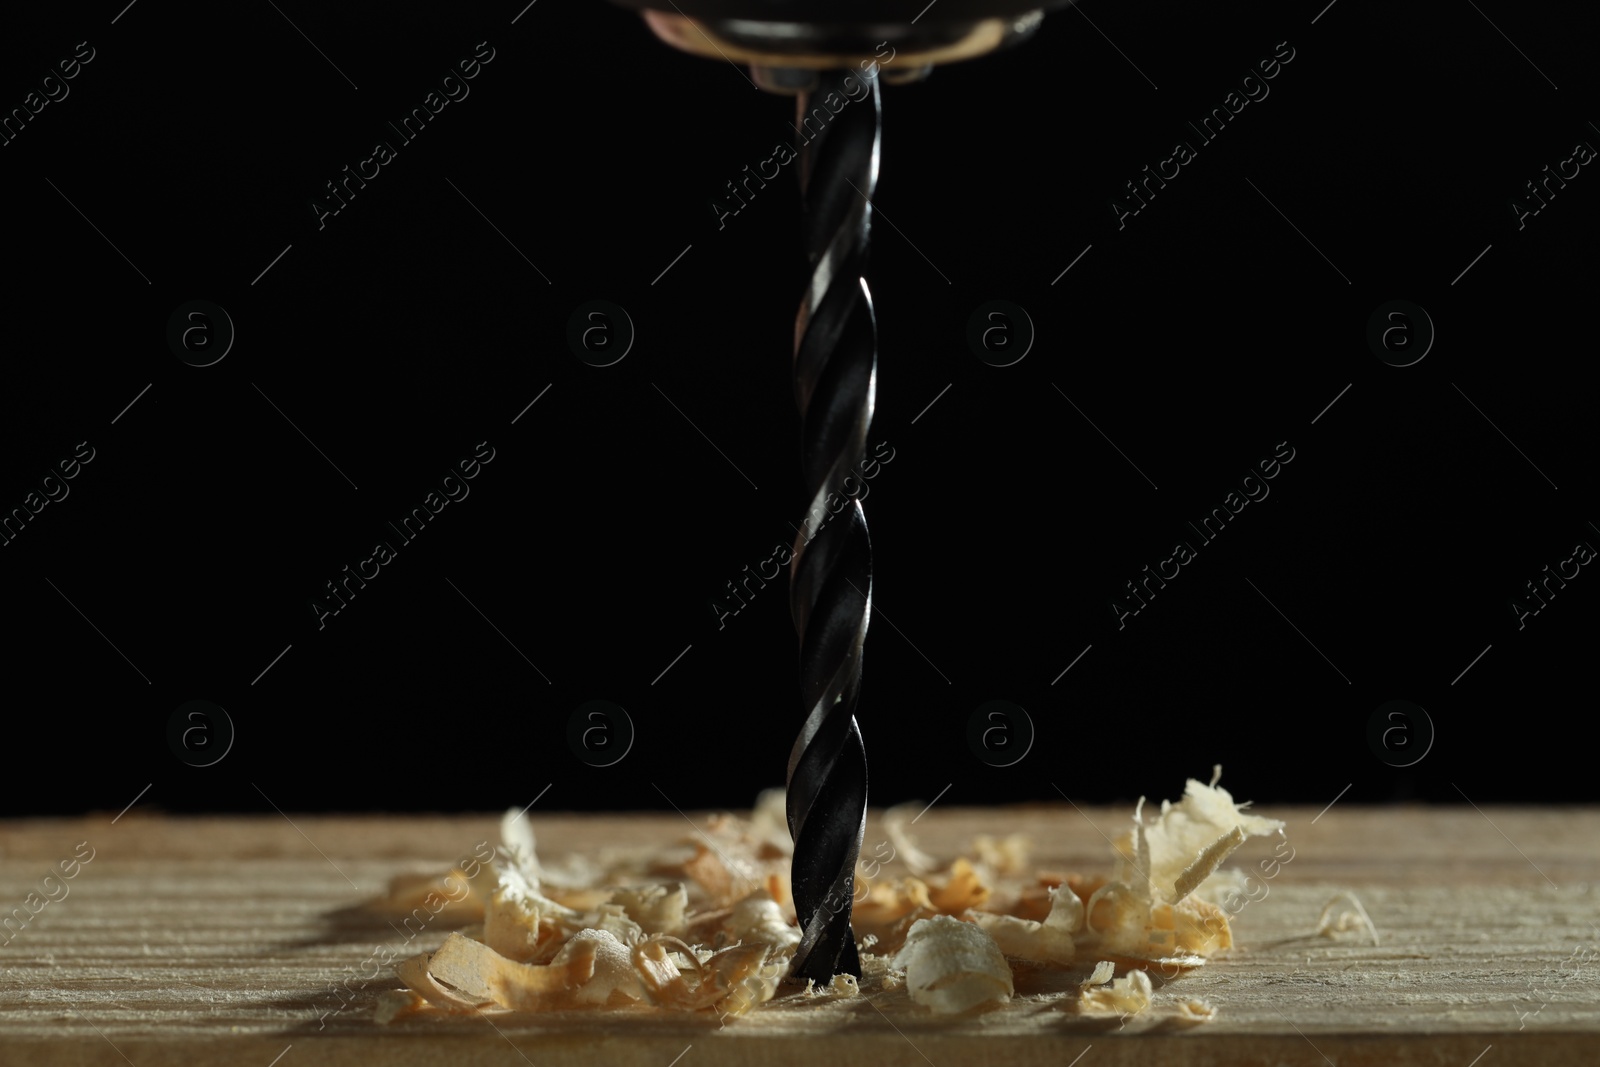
(556, 929, 647, 1006)
(395, 948, 487, 1012)
(929, 858, 991, 913)
(882, 802, 941, 876)
(1084, 881, 1151, 947)
(1128, 799, 1153, 903)
(373, 988, 427, 1024)
(1172, 825, 1246, 904)
(374, 775, 1275, 1024)
(1164, 896, 1233, 957)
(683, 844, 738, 904)
(971, 834, 1030, 877)
(592, 903, 645, 946)
(482, 883, 545, 963)
(747, 788, 794, 857)
(1076, 966, 1151, 1015)
(632, 938, 696, 1008)
(724, 889, 801, 953)
(1074, 964, 1217, 1026)
(379, 806, 790, 1021)
(1045, 884, 1086, 936)
(696, 941, 781, 1015)
(500, 808, 541, 886)
(971, 912, 1045, 961)
(1173, 997, 1218, 1025)
(609, 882, 688, 937)
(856, 876, 934, 925)
(970, 884, 1081, 964)
(1313, 890, 1379, 945)
(429, 931, 533, 1004)
(1069, 772, 1279, 969)
(680, 841, 773, 908)
(851, 856, 995, 942)
(1129, 773, 1286, 903)
(892, 915, 1013, 1014)
(374, 868, 490, 922)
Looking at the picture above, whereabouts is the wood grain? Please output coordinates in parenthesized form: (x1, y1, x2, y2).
(2, 805, 1596, 1066)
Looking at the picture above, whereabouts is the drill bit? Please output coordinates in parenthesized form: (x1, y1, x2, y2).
(609, 0, 1068, 989)
(785, 67, 881, 984)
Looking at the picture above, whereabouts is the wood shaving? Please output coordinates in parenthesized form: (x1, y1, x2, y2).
(1313, 890, 1380, 945)
(892, 915, 1013, 1014)
(373, 988, 427, 1024)
(723, 889, 801, 953)
(855, 875, 935, 925)
(372, 771, 1274, 1025)
(1172, 825, 1245, 904)
(1172, 997, 1218, 1025)
(481, 882, 545, 962)
(969, 884, 1080, 964)
(378, 806, 788, 1020)
(882, 801, 941, 875)
(1115, 775, 1286, 906)
(696, 941, 779, 1015)
(682, 844, 740, 904)
(929, 857, 990, 913)
(1076, 965, 1152, 1015)
(1073, 772, 1282, 970)
(608, 882, 689, 937)
(747, 788, 795, 857)
(395, 948, 487, 1012)
(971, 834, 1031, 877)
(372, 866, 493, 924)
(499, 808, 541, 885)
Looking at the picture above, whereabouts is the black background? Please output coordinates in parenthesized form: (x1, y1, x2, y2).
(1, 0, 1594, 818)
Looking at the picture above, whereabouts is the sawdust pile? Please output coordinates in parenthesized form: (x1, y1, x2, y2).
(371, 770, 1283, 1025)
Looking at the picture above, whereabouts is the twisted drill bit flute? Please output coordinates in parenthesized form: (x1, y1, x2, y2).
(610, 0, 1070, 987)
(784, 68, 880, 983)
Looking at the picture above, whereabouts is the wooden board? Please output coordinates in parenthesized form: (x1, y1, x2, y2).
(2, 805, 1596, 1066)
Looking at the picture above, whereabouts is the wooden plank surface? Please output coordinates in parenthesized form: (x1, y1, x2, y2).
(2, 805, 1597, 1066)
